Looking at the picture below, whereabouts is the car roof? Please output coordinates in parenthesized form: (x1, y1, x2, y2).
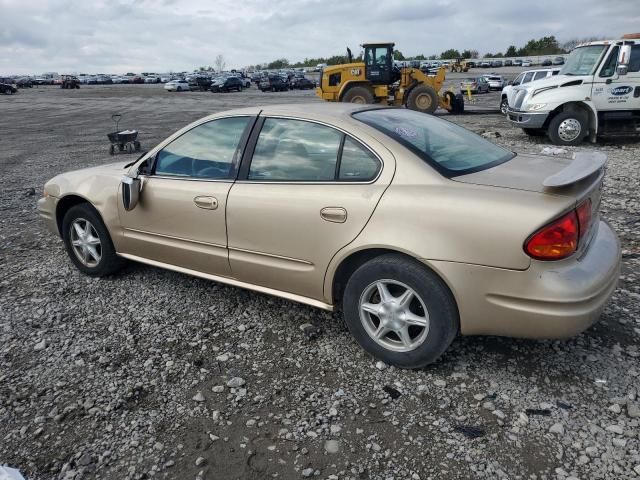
(211, 103, 382, 123)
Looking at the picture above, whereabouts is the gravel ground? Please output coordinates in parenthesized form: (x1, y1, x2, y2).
(1, 83, 639, 480)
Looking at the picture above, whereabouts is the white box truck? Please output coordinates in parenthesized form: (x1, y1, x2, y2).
(507, 33, 640, 145)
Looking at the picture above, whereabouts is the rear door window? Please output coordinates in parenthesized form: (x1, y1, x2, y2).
(534, 71, 548, 80)
(522, 72, 534, 83)
(247, 118, 380, 182)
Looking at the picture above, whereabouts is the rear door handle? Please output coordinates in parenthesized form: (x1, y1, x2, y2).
(194, 196, 218, 210)
(320, 207, 347, 223)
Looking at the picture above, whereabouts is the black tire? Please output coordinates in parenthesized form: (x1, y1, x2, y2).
(62, 204, 126, 277)
(342, 85, 375, 104)
(522, 128, 546, 137)
(109, 144, 115, 155)
(547, 110, 588, 146)
(452, 94, 464, 114)
(342, 254, 459, 368)
(406, 84, 439, 114)
(134, 141, 141, 151)
(177, 86, 182, 92)
(500, 97, 509, 115)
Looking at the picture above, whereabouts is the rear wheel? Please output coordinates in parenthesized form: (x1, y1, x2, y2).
(62, 204, 126, 277)
(406, 85, 438, 114)
(342, 254, 458, 368)
(547, 110, 588, 146)
(342, 86, 375, 104)
(177, 86, 182, 92)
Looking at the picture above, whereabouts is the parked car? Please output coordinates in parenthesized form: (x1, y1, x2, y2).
(521, 59, 533, 67)
(291, 77, 315, 90)
(164, 80, 190, 92)
(513, 59, 523, 66)
(16, 77, 33, 88)
(541, 59, 553, 67)
(37, 104, 621, 368)
(259, 75, 288, 92)
(482, 74, 505, 90)
(459, 76, 490, 94)
(210, 76, 243, 92)
(504, 60, 513, 67)
(0, 79, 18, 94)
(499, 68, 561, 114)
(466, 61, 476, 68)
(480, 61, 491, 68)
(552, 56, 565, 65)
(491, 60, 504, 68)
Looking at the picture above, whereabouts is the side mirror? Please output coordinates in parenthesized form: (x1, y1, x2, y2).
(121, 175, 141, 211)
(617, 45, 631, 75)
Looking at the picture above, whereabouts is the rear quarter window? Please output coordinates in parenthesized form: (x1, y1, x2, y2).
(353, 108, 514, 177)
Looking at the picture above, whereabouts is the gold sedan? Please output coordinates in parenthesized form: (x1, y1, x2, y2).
(38, 103, 621, 368)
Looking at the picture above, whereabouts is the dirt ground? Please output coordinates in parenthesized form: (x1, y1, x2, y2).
(1, 81, 639, 480)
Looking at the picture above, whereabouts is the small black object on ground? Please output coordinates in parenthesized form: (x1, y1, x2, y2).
(383, 385, 401, 400)
(525, 408, 552, 416)
(107, 113, 141, 155)
(454, 425, 485, 439)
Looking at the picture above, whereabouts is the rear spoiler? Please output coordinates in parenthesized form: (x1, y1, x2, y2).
(543, 152, 607, 188)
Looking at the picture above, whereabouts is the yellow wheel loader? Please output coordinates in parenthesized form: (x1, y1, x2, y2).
(316, 42, 464, 114)
(449, 58, 470, 73)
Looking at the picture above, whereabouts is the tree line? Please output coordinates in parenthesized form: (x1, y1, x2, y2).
(205, 36, 602, 72)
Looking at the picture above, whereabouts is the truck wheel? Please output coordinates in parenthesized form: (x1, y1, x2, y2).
(342, 86, 374, 104)
(547, 110, 588, 146)
(406, 85, 438, 114)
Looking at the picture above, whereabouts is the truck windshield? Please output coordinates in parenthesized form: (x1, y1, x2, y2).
(560, 45, 607, 76)
(353, 109, 515, 177)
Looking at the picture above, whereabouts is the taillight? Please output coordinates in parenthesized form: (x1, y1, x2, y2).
(576, 198, 592, 242)
(525, 199, 592, 261)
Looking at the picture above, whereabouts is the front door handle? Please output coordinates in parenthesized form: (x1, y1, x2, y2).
(194, 196, 218, 210)
(320, 207, 347, 223)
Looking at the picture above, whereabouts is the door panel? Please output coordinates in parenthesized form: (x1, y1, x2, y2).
(118, 177, 233, 276)
(226, 183, 388, 299)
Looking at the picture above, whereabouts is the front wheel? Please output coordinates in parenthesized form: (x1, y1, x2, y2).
(500, 97, 509, 115)
(547, 110, 588, 146)
(342, 86, 375, 104)
(62, 204, 126, 277)
(406, 85, 439, 114)
(342, 254, 458, 368)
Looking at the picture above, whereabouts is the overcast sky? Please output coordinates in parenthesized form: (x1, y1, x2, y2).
(1, 0, 638, 74)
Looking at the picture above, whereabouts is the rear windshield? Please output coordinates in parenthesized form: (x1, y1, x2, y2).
(353, 109, 515, 176)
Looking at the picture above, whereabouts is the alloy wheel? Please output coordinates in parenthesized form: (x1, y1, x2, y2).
(558, 118, 582, 142)
(69, 218, 102, 267)
(359, 279, 430, 352)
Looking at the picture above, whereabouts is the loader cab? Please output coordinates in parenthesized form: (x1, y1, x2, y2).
(363, 43, 394, 85)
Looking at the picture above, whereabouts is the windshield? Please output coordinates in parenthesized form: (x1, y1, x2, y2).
(354, 109, 515, 176)
(560, 45, 607, 75)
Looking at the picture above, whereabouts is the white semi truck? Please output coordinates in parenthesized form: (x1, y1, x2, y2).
(507, 33, 640, 145)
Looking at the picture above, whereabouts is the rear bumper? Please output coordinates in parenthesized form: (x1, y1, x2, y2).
(507, 108, 548, 129)
(429, 221, 621, 338)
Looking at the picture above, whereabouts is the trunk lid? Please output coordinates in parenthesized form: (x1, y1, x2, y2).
(453, 152, 605, 194)
(454, 151, 607, 254)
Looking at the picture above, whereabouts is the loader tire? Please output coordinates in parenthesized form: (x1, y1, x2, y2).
(342, 86, 374, 104)
(406, 85, 438, 114)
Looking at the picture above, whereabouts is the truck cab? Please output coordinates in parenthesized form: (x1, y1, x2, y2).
(507, 34, 640, 145)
